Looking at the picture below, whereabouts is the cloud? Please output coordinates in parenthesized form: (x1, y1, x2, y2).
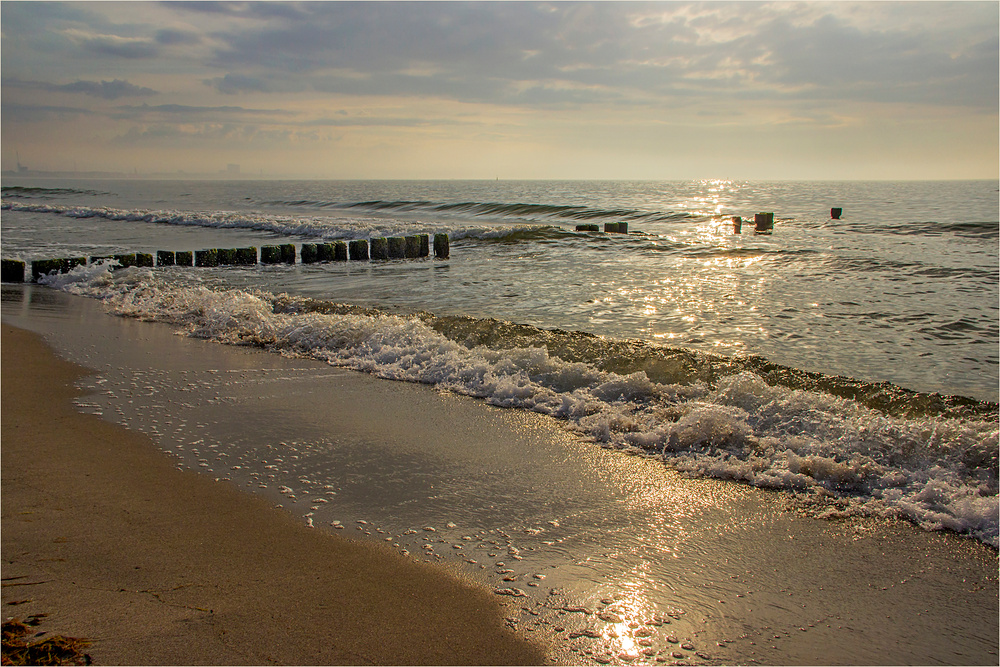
(110, 103, 295, 121)
(305, 115, 471, 128)
(64, 29, 160, 59)
(4, 77, 157, 100)
(163, 1, 309, 21)
(174, 2, 995, 113)
(155, 28, 201, 46)
(204, 73, 270, 95)
(1, 102, 92, 122)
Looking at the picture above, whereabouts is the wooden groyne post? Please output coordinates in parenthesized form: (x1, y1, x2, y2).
(433, 233, 449, 259)
(831, 207, 842, 219)
(349, 239, 369, 261)
(2, 259, 25, 282)
(732, 216, 742, 234)
(754, 213, 774, 234)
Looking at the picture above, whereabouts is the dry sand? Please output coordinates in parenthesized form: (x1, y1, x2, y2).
(1, 323, 545, 665)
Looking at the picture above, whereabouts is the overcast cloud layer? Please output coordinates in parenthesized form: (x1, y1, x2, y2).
(2, 1, 996, 179)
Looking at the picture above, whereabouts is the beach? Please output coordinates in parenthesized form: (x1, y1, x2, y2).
(1, 319, 546, 665)
(2, 286, 997, 666)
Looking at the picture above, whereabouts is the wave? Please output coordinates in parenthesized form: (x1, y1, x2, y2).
(0, 200, 567, 244)
(1, 185, 110, 199)
(262, 197, 704, 225)
(39, 263, 1000, 548)
(834, 219, 999, 240)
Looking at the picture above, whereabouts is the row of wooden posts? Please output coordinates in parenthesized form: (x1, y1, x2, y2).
(0, 233, 451, 284)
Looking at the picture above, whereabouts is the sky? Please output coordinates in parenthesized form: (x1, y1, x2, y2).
(1, 1, 997, 180)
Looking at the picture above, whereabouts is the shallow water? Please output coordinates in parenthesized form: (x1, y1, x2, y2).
(3, 287, 997, 666)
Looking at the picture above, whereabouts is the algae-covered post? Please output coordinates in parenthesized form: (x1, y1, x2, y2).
(157, 251, 176, 266)
(300, 243, 319, 264)
(333, 241, 348, 261)
(114, 253, 138, 268)
(195, 249, 219, 267)
(418, 234, 430, 257)
(260, 245, 281, 264)
(576, 224, 600, 231)
(387, 237, 406, 259)
(405, 235, 421, 258)
(31, 259, 61, 281)
(349, 239, 369, 261)
(317, 243, 335, 262)
(434, 233, 450, 259)
(370, 238, 389, 261)
(61, 257, 87, 273)
(280, 244, 296, 264)
(135, 253, 154, 268)
(175, 251, 194, 266)
(1, 259, 25, 283)
(216, 248, 237, 266)
(235, 247, 257, 265)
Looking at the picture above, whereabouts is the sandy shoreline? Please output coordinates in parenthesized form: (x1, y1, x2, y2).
(1, 322, 545, 665)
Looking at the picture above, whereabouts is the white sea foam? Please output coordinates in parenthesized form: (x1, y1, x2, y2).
(51, 264, 1000, 547)
(0, 200, 539, 243)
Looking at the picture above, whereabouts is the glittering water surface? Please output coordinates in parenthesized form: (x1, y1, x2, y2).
(3, 178, 996, 401)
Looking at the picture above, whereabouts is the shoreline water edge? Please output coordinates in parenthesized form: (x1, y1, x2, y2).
(1, 319, 546, 666)
(2, 286, 997, 666)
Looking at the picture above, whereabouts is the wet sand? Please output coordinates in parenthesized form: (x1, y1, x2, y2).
(1, 322, 545, 665)
(2, 286, 998, 666)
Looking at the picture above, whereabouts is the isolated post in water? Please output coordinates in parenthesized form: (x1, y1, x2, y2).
(831, 207, 842, 219)
(754, 212, 774, 234)
(434, 233, 450, 259)
(732, 216, 742, 234)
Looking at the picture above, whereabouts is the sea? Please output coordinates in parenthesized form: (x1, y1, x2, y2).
(1, 178, 997, 550)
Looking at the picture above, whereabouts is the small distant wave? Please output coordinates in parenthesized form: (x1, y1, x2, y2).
(837, 219, 999, 240)
(1, 185, 110, 199)
(40, 264, 1000, 548)
(263, 197, 704, 225)
(0, 200, 570, 244)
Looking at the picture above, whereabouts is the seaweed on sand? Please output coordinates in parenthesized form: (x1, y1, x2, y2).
(1, 615, 91, 666)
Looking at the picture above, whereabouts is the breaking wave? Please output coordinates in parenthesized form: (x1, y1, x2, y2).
(40, 262, 1000, 548)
